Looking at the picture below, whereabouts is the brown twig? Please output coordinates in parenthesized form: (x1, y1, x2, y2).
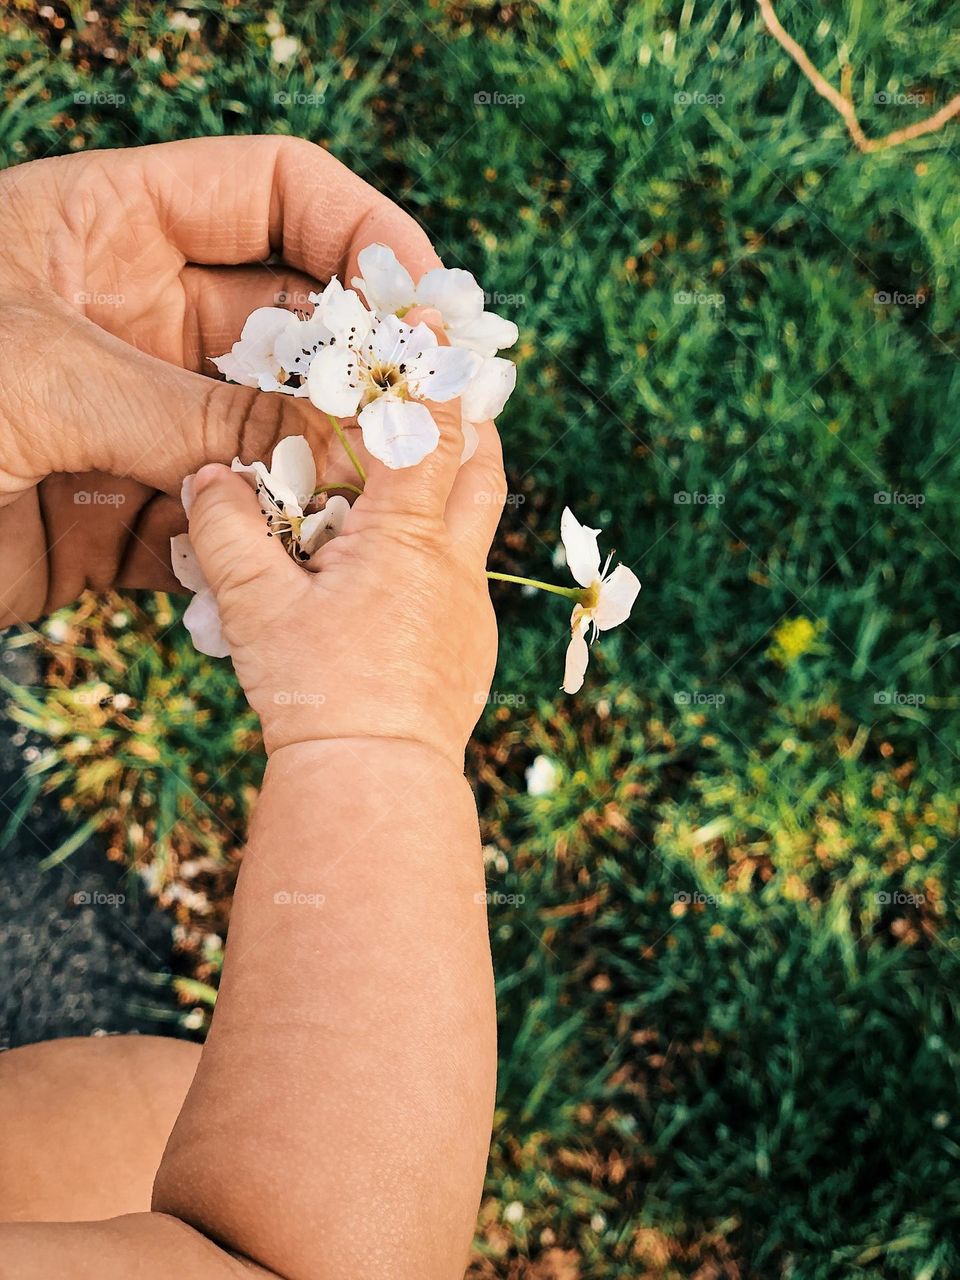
(756, 0, 960, 152)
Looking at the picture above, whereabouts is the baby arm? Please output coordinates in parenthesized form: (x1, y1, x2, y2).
(154, 738, 495, 1279)
(155, 396, 504, 1277)
(0, 401, 504, 1278)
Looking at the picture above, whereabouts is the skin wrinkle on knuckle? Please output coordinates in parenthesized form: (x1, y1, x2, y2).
(201, 380, 233, 458)
(248, 385, 299, 460)
(203, 379, 285, 464)
(215, 561, 269, 602)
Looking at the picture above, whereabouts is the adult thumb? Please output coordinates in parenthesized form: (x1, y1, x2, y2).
(6, 295, 316, 497)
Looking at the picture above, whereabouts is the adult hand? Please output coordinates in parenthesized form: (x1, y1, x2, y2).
(0, 134, 441, 624)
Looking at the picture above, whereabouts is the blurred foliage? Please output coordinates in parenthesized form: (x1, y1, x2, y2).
(2, 0, 960, 1276)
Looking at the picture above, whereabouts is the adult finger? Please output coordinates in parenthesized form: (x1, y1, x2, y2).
(1, 295, 322, 499)
(131, 135, 442, 287)
(179, 264, 323, 374)
(116, 493, 186, 594)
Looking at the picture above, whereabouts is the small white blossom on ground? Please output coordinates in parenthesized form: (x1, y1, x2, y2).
(45, 618, 70, 643)
(270, 34, 300, 63)
(560, 507, 641, 695)
(525, 754, 561, 796)
(169, 11, 200, 32)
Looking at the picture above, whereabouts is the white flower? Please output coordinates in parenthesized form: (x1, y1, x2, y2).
(171, 438, 350, 658)
(352, 243, 519, 358)
(210, 306, 295, 390)
(350, 243, 519, 462)
(170, 531, 229, 659)
(45, 618, 70, 643)
(231, 435, 349, 561)
(559, 508, 641, 695)
(270, 34, 300, 63)
(307, 312, 476, 469)
(169, 11, 200, 32)
(525, 754, 561, 796)
(213, 287, 365, 397)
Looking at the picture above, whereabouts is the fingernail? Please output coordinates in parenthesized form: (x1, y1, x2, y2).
(193, 463, 225, 496)
(181, 473, 196, 516)
(404, 303, 444, 334)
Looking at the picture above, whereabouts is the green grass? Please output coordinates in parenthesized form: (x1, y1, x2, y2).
(2, 1, 960, 1275)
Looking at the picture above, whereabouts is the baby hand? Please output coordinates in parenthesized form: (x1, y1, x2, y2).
(184, 403, 505, 767)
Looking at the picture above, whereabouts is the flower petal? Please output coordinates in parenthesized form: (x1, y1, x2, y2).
(211, 307, 294, 386)
(448, 310, 519, 357)
(560, 507, 602, 588)
(594, 564, 641, 631)
(351, 243, 416, 316)
(183, 590, 230, 659)
(230, 457, 270, 491)
(209, 348, 260, 387)
(239, 306, 295, 345)
(300, 494, 350, 557)
(317, 276, 375, 346)
(259, 377, 310, 397)
(269, 436, 316, 509)
(273, 309, 332, 379)
(307, 344, 363, 418)
(461, 355, 516, 422)
(170, 533, 208, 595)
(230, 457, 299, 517)
(358, 398, 440, 470)
(563, 616, 591, 695)
(370, 313, 432, 365)
(405, 344, 477, 403)
(415, 266, 485, 324)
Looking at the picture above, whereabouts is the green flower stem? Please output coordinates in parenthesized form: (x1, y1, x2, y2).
(485, 571, 590, 603)
(327, 415, 367, 486)
(314, 481, 364, 498)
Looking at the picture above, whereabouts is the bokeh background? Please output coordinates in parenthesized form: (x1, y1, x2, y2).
(2, 2, 959, 1276)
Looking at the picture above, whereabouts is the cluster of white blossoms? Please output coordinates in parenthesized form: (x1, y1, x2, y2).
(174, 244, 640, 695)
(211, 244, 518, 470)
